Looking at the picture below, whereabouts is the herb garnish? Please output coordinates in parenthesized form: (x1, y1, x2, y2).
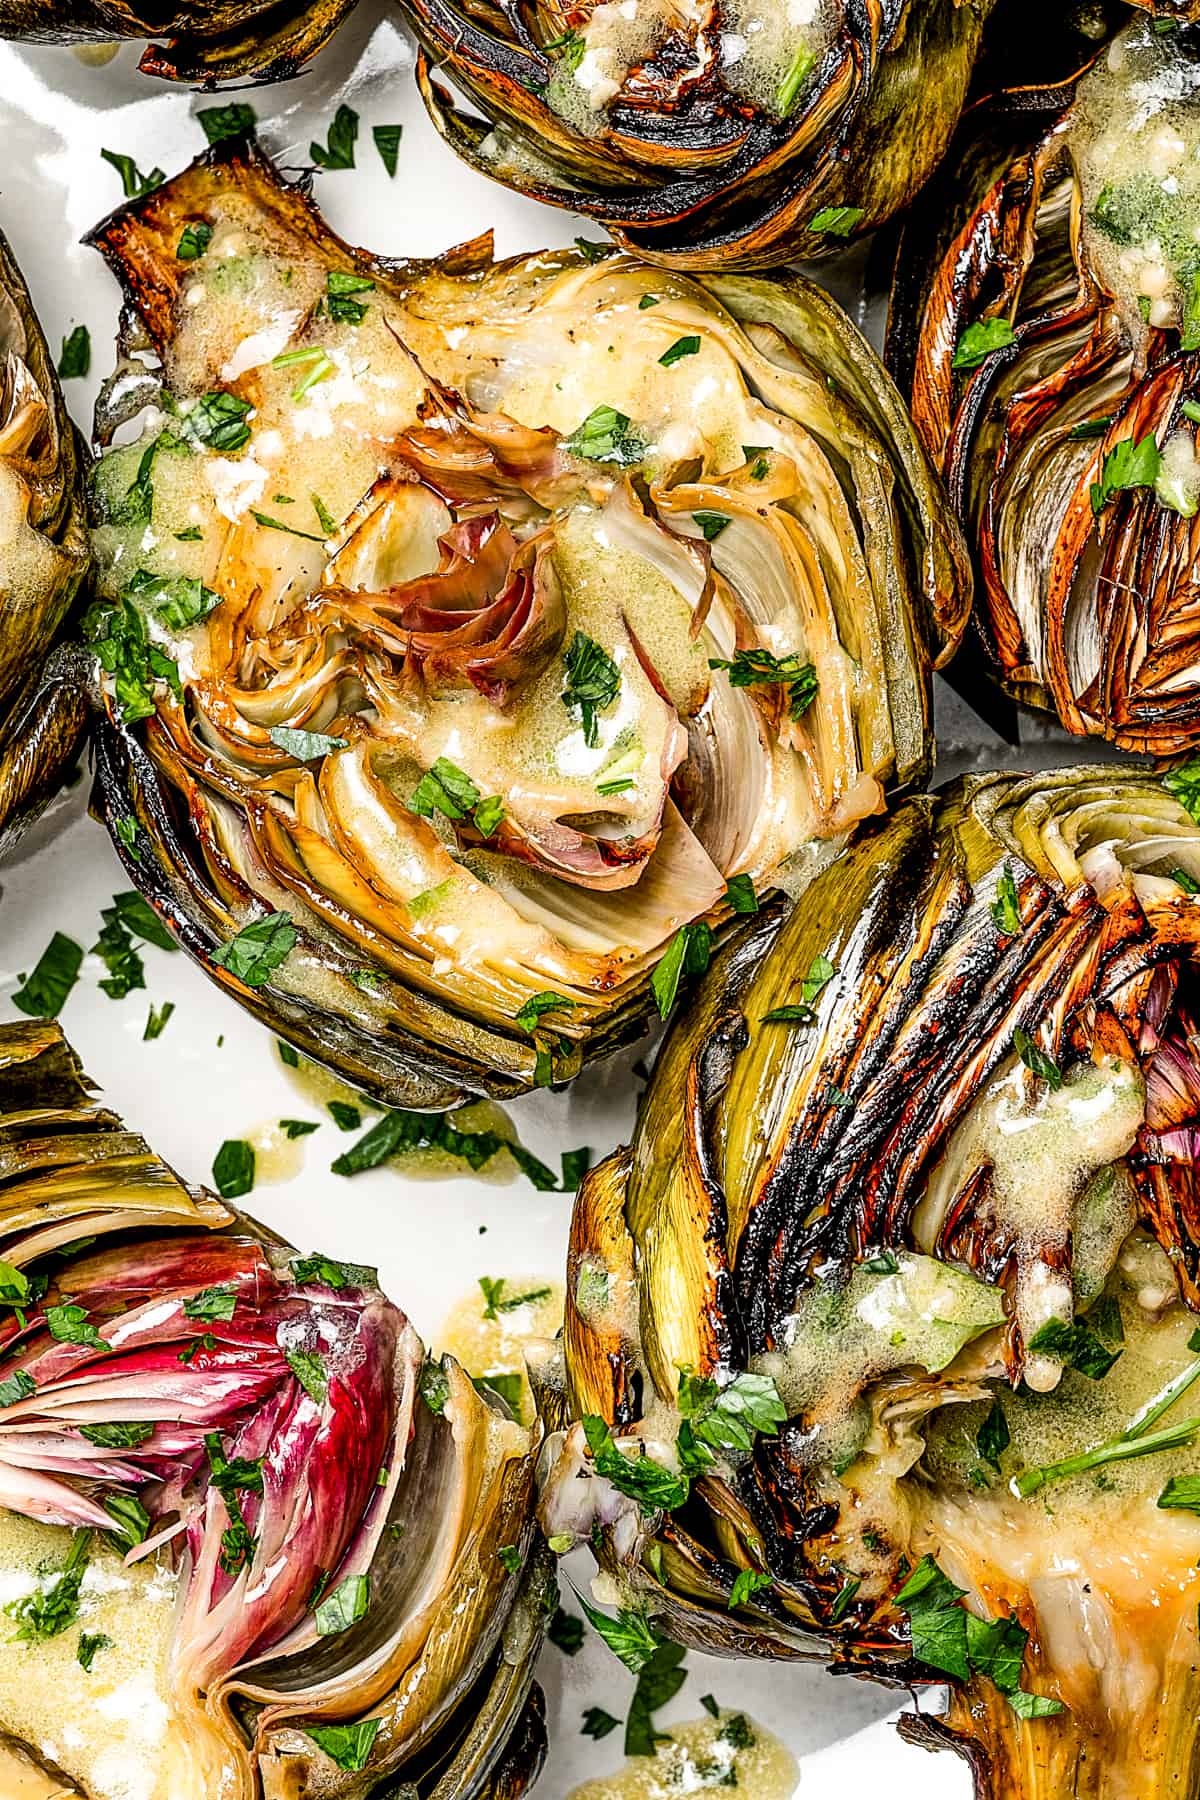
(6, 1530, 91, 1641)
(268, 726, 348, 761)
(373, 124, 403, 176)
(197, 103, 255, 143)
(729, 1568, 773, 1610)
(952, 318, 1016, 372)
(659, 335, 700, 368)
(724, 873, 759, 913)
(211, 912, 297, 988)
(479, 1277, 551, 1319)
(326, 269, 375, 325)
(762, 951, 837, 1026)
(184, 1285, 238, 1323)
(314, 1573, 369, 1635)
(626, 1638, 687, 1755)
(287, 1347, 328, 1403)
(548, 1607, 584, 1654)
(212, 1140, 255, 1200)
(896, 1554, 1062, 1716)
(1090, 432, 1161, 515)
(1013, 1026, 1062, 1089)
(561, 632, 620, 747)
(562, 404, 646, 467)
(11, 932, 83, 1019)
(100, 149, 163, 199)
(58, 326, 90, 380)
(709, 645, 818, 719)
(582, 1415, 689, 1513)
(185, 391, 252, 454)
(144, 1001, 175, 1041)
(177, 221, 213, 261)
(990, 864, 1021, 935)
(1163, 760, 1200, 823)
(311, 104, 358, 170)
(305, 1719, 380, 1771)
(807, 206, 864, 237)
(650, 921, 712, 1019)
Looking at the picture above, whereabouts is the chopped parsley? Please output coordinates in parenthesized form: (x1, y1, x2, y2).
(184, 1285, 237, 1323)
(807, 206, 864, 237)
(582, 1706, 621, 1739)
(761, 951, 837, 1026)
(80, 1421, 154, 1449)
(211, 1140, 255, 1200)
(143, 1001, 175, 1041)
(57, 325, 90, 380)
(651, 922, 712, 1020)
(11, 932, 83, 1019)
(515, 991, 575, 1034)
(479, 1276, 551, 1319)
(952, 317, 1016, 372)
(46, 1303, 105, 1350)
(582, 1415, 688, 1513)
(197, 102, 255, 143)
(676, 1369, 786, 1474)
(287, 1346, 328, 1403)
(290, 1253, 375, 1290)
(1026, 1315, 1122, 1380)
(1013, 1027, 1062, 1090)
(6, 1530, 91, 1641)
(577, 1589, 662, 1674)
(709, 645, 819, 720)
(777, 45, 816, 115)
(1090, 431, 1161, 515)
(373, 123, 403, 177)
(77, 1631, 112, 1671)
(326, 269, 375, 325)
(562, 404, 646, 467)
(693, 510, 731, 541)
(268, 726, 348, 761)
(659, 335, 701, 368)
(211, 912, 297, 988)
(310, 104, 358, 171)
(977, 1398, 1010, 1471)
(314, 1573, 370, 1635)
(729, 1568, 773, 1610)
(724, 874, 758, 913)
(176, 221, 213, 261)
(1163, 760, 1200, 823)
(327, 1100, 362, 1132)
(561, 632, 620, 747)
(100, 149, 163, 199)
(305, 1718, 380, 1771)
(626, 1637, 687, 1756)
(548, 1606, 585, 1654)
(185, 391, 252, 454)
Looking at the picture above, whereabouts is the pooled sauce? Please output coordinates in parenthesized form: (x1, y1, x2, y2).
(247, 1118, 310, 1186)
(915, 1053, 1145, 1390)
(439, 1276, 565, 1425)
(565, 1712, 798, 1800)
(0, 1514, 185, 1800)
(1071, 16, 1200, 347)
(722, 0, 832, 118)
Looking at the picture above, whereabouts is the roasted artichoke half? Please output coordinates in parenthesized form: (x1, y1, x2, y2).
(0, 1018, 548, 1800)
(0, 1, 358, 83)
(889, 14, 1200, 757)
(79, 134, 961, 1109)
(0, 226, 90, 853)
(548, 765, 1200, 1799)
(395, 0, 1001, 270)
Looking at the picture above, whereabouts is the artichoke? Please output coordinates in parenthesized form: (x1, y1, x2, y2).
(0, 226, 90, 853)
(0, 0, 357, 83)
(395, 0, 1002, 270)
(889, 13, 1200, 756)
(0, 1016, 548, 1800)
(548, 764, 1200, 1799)
(78, 133, 961, 1109)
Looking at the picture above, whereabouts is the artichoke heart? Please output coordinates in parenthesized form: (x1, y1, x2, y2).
(0, 1019, 548, 1800)
(80, 134, 961, 1108)
(396, 0, 1002, 269)
(0, 227, 90, 853)
(550, 765, 1200, 1800)
(890, 11, 1200, 756)
(0, 1, 358, 83)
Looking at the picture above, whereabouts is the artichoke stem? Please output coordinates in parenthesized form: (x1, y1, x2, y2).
(937, 1669, 1200, 1800)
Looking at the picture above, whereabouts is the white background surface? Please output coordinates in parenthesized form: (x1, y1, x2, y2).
(0, 6, 1056, 1790)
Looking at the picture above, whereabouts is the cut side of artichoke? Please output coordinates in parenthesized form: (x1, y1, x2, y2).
(79, 134, 962, 1107)
(398, 0, 1001, 268)
(0, 1019, 548, 1800)
(549, 765, 1200, 1799)
(890, 12, 1200, 756)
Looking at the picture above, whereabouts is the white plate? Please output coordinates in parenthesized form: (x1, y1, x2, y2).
(0, 10, 1081, 1792)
